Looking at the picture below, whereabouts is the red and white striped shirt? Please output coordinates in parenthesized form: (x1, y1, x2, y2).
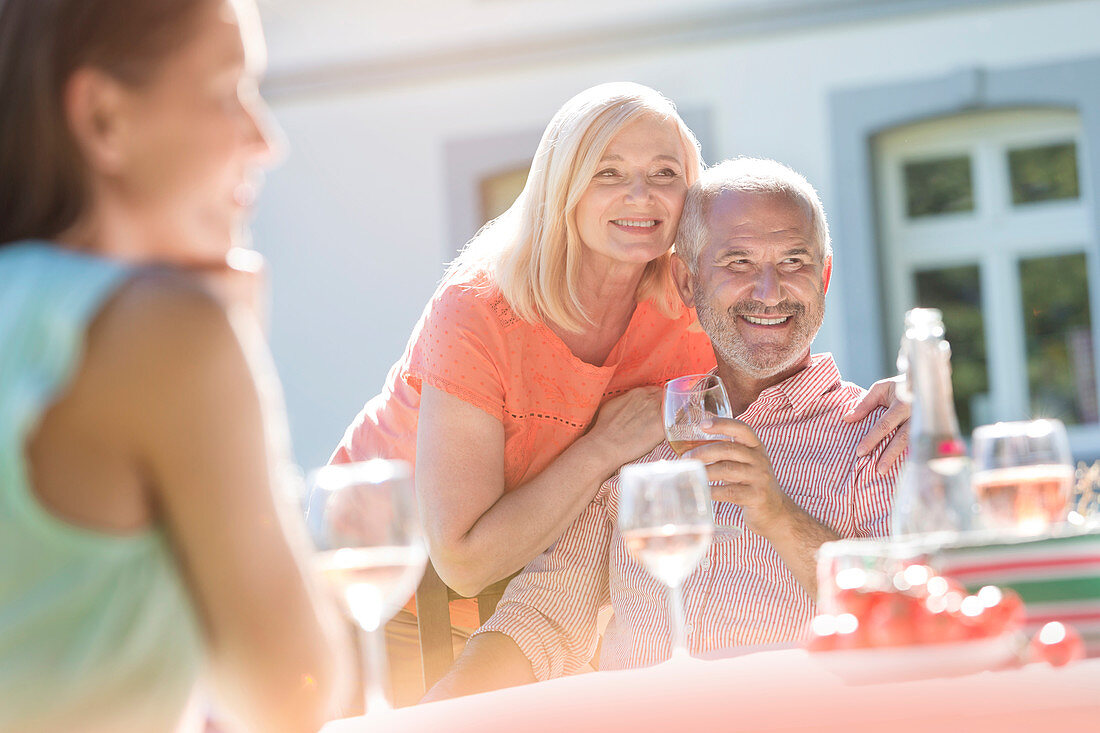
(477, 354, 898, 680)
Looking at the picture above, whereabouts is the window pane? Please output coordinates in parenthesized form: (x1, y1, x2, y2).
(914, 265, 989, 433)
(1008, 142, 1079, 205)
(1019, 252, 1098, 425)
(904, 156, 974, 218)
(480, 165, 530, 224)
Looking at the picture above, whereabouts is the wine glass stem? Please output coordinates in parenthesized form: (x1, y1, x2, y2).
(360, 625, 391, 713)
(667, 582, 689, 659)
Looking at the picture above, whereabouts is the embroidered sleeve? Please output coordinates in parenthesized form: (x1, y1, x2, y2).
(405, 281, 508, 420)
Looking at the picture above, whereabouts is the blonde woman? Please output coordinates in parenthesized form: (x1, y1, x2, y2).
(332, 83, 909, 701)
(335, 84, 706, 587)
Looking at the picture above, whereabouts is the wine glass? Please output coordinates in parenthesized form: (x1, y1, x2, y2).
(971, 419, 1075, 533)
(618, 459, 714, 660)
(304, 459, 427, 712)
(664, 373, 742, 537)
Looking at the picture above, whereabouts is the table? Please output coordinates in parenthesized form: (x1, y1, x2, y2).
(322, 648, 1100, 732)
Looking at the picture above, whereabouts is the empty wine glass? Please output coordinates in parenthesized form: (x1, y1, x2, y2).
(664, 373, 742, 538)
(618, 460, 714, 660)
(971, 419, 1075, 533)
(304, 460, 427, 712)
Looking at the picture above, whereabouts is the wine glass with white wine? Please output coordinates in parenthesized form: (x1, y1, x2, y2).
(618, 459, 714, 660)
(664, 373, 742, 538)
(971, 419, 1075, 533)
(304, 460, 427, 713)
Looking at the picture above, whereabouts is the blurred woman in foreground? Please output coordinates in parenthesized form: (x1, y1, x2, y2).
(0, 0, 348, 730)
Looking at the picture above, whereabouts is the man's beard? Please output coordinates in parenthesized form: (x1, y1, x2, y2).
(695, 291, 824, 380)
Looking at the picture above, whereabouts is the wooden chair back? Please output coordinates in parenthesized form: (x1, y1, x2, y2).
(415, 563, 518, 692)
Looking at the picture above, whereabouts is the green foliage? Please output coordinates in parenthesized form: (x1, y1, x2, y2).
(905, 156, 974, 218)
(1009, 142, 1079, 205)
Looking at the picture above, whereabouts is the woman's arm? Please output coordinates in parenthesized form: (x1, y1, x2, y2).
(416, 383, 663, 597)
(111, 275, 352, 731)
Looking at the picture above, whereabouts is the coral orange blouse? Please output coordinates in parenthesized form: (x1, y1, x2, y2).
(332, 269, 715, 489)
(330, 269, 716, 624)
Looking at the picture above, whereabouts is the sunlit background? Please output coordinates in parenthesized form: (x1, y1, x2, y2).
(251, 0, 1100, 471)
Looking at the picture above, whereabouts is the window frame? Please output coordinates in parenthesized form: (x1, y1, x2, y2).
(874, 108, 1100, 454)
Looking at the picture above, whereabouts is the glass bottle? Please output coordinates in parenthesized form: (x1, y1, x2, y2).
(890, 308, 981, 536)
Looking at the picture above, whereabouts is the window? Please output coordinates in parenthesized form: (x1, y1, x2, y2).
(904, 155, 974, 218)
(1009, 141, 1080, 205)
(912, 264, 988, 431)
(479, 164, 530, 225)
(875, 108, 1098, 453)
(1019, 252, 1097, 424)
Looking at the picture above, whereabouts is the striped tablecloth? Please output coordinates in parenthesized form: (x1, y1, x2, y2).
(932, 527, 1100, 655)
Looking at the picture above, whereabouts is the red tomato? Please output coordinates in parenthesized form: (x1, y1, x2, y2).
(925, 584, 967, 615)
(866, 593, 921, 647)
(926, 575, 966, 596)
(1030, 622, 1085, 667)
(833, 613, 867, 649)
(915, 597, 971, 644)
(976, 586, 1025, 637)
(954, 595, 993, 639)
(835, 587, 878, 619)
(859, 589, 896, 618)
(894, 564, 937, 598)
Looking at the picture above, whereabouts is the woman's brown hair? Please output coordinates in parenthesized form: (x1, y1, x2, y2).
(0, 0, 210, 246)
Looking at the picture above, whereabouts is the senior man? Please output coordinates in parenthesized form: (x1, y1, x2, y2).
(425, 157, 899, 699)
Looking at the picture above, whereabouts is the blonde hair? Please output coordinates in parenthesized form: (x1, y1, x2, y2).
(449, 82, 703, 332)
(676, 157, 832, 273)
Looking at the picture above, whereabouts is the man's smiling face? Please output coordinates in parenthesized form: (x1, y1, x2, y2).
(682, 189, 831, 380)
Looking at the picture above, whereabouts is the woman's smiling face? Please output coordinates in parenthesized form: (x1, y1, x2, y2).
(573, 115, 689, 271)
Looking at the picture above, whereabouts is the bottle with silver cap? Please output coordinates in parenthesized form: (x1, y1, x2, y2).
(890, 308, 981, 536)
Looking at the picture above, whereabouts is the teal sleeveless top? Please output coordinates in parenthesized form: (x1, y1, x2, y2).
(0, 243, 205, 732)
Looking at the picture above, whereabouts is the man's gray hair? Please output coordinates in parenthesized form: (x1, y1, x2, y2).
(675, 157, 832, 271)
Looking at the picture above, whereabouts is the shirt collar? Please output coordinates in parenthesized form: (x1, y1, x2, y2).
(743, 353, 841, 418)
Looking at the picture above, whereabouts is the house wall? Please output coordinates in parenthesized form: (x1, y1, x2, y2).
(251, 0, 1100, 468)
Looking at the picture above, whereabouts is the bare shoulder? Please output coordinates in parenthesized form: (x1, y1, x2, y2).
(92, 269, 235, 354)
(26, 270, 257, 530)
(80, 268, 258, 425)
